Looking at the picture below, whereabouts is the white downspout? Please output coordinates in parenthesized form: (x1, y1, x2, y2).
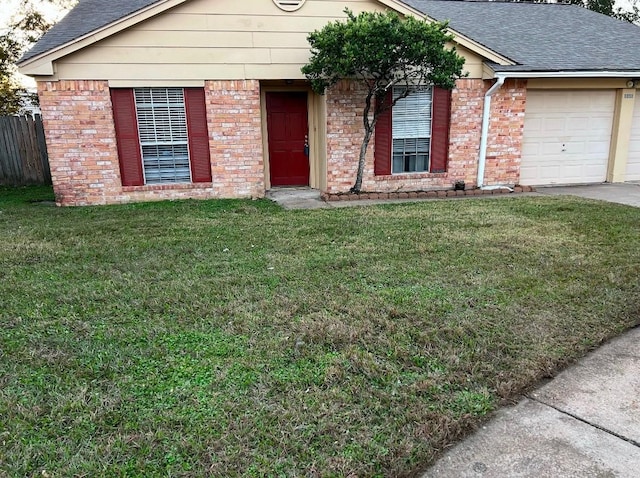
(477, 75, 506, 189)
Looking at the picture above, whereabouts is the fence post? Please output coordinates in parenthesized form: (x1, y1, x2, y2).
(35, 114, 51, 185)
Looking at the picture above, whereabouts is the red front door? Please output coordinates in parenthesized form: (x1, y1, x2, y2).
(266, 92, 309, 187)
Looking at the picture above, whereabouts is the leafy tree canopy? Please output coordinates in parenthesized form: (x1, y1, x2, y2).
(303, 9, 464, 95)
(509, 0, 639, 24)
(302, 9, 465, 192)
(0, 0, 76, 115)
(570, 0, 640, 23)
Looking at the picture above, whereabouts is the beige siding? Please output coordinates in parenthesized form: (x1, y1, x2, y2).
(51, 0, 485, 83)
(454, 46, 483, 78)
(623, 90, 640, 181)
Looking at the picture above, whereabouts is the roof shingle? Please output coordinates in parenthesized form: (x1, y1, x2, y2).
(403, 0, 640, 72)
(20, 0, 163, 63)
(20, 0, 640, 73)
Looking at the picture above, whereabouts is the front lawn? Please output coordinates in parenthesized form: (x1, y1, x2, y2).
(1, 186, 638, 476)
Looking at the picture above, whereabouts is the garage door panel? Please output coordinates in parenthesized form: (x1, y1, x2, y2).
(589, 114, 615, 130)
(587, 139, 611, 155)
(522, 143, 540, 156)
(627, 95, 640, 181)
(524, 117, 543, 132)
(589, 94, 616, 110)
(521, 90, 614, 186)
(540, 143, 564, 155)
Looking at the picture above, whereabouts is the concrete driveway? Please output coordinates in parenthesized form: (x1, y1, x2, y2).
(537, 183, 640, 207)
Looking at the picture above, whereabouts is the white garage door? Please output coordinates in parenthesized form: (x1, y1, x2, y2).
(521, 90, 615, 186)
(627, 95, 640, 182)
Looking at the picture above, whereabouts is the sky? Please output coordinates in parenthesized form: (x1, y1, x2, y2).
(1, 0, 69, 86)
(0, 0, 67, 32)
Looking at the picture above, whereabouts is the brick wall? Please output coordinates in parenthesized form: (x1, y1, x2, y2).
(38, 80, 121, 206)
(324, 78, 527, 193)
(38, 80, 265, 206)
(205, 80, 265, 198)
(448, 79, 485, 186)
(485, 79, 527, 186)
(39, 77, 526, 206)
(325, 80, 368, 193)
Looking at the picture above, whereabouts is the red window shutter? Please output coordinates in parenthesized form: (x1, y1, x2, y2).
(430, 87, 452, 173)
(374, 90, 392, 176)
(184, 88, 212, 183)
(110, 88, 144, 186)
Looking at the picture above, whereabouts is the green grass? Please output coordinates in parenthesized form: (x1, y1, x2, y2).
(1, 185, 639, 477)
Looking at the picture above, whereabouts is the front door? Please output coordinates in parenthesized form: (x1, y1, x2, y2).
(266, 92, 309, 187)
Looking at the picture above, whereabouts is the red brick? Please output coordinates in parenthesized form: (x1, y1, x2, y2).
(324, 80, 524, 195)
(39, 79, 265, 206)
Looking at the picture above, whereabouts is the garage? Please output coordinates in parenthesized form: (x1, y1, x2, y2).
(520, 90, 616, 186)
(626, 95, 640, 182)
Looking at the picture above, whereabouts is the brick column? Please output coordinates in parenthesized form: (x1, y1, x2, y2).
(205, 80, 265, 198)
(448, 79, 485, 187)
(485, 79, 527, 186)
(38, 80, 121, 206)
(325, 80, 369, 193)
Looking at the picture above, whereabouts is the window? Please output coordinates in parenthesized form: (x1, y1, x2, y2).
(374, 86, 451, 176)
(111, 87, 212, 187)
(134, 88, 191, 184)
(392, 86, 432, 174)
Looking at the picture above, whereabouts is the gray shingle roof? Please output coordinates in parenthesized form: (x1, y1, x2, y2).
(19, 0, 162, 63)
(403, 0, 640, 72)
(20, 0, 640, 73)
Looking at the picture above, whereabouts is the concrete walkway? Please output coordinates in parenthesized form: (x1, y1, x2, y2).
(266, 183, 640, 210)
(423, 326, 640, 477)
(265, 187, 532, 210)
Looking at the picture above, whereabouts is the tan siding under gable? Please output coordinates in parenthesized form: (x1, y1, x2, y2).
(48, 0, 485, 83)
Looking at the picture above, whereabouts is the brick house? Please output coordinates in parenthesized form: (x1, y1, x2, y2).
(17, 0, 640, 206)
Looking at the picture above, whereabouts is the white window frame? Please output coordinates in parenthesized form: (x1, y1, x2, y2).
(391, 86, 433, 175)
(134, 87, 192, 185)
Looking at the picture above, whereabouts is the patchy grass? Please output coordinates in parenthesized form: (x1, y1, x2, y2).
(0, 185, 638, 477)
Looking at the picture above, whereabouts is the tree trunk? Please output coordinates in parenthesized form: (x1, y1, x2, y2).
(351, 127, 373, 193)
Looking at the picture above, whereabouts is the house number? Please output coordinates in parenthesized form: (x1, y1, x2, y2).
(624, 93, 634, 99)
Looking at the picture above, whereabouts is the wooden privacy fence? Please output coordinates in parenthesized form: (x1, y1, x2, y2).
(0, 115, 51, 186)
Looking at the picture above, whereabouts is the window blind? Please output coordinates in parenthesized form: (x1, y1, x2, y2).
(134, 88, 191, 184)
